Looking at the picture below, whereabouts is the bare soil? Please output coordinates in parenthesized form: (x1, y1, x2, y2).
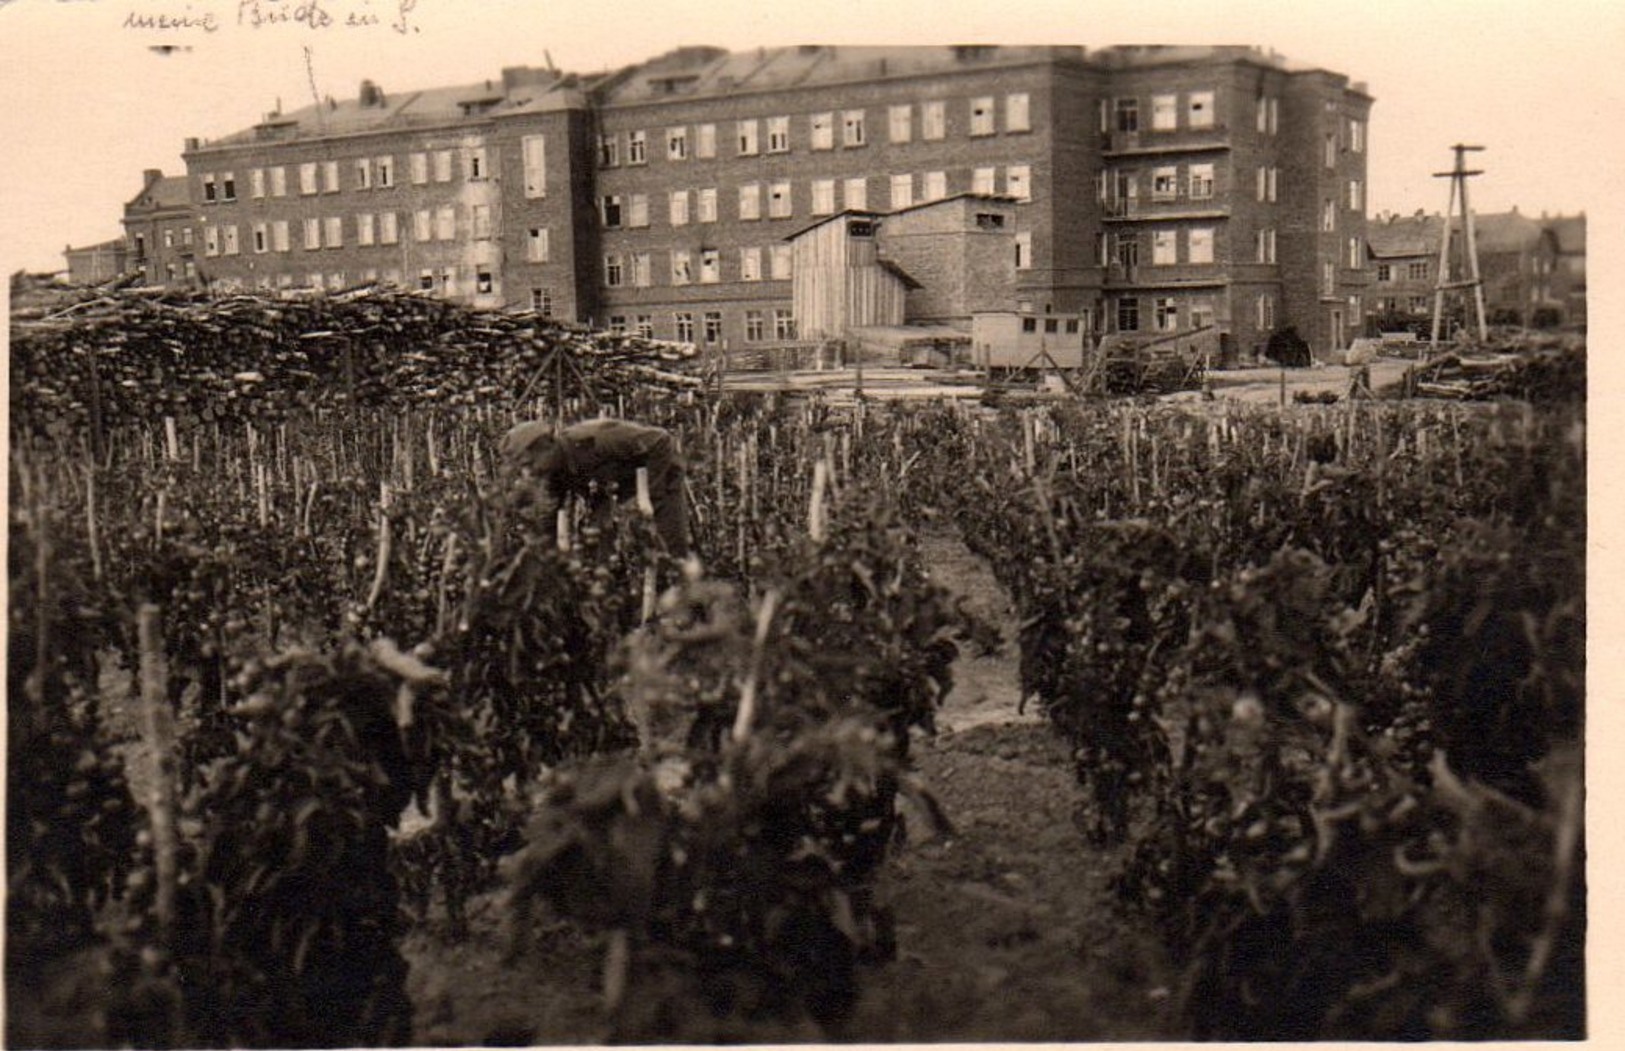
(402, 533, 1182, 1044)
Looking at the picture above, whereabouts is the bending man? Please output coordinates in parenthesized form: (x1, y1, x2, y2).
(501, 417, 691, 554)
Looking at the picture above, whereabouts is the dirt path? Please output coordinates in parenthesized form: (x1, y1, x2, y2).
(403, 534, 1181, 1044)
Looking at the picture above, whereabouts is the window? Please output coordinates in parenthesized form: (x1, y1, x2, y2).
(1267, 167, 1279, 201)
(1188, 91, 1215, 129)
(608, 315, 627, 335)
(355, 158, 373, 190)
(767, 116, 790, 153)
(1348, 179, 1363, 211)
(696, 123, 717, 158)
(472, 204, 491, 239)
(1115, 97, 1139, 132)
(300, 162, 319, 195)
(1015, 231, 1032, 270)
(703, 311, 723, 343)
(773, 308, 797, 340)
(1268, 98, 1279, 134)
(741, 246, 762, 281)
(202, 172, 217, 202)
(1257, 294, 1275, 329)
(669, 190, 690, 227)
(1006, 92, 1031, 132)
(769, 181, 792, 218)
(522, 135, 546, 197)
(272, 219, 290, 252)
(376, 156, 394, 188)
(1256, 227, 1277, 263)
(321, 216, 340, 248)
(599, 134, 619, 167)
(413, 210, 432, 242)
(1006, 164, 1031, 202)
(745, 309, 765, 342)
(435, 206, 455, 241)
(1188, 163, 1214, 199)
(635, 315, 653, 338)
(222, 225, 239, 255)
(889, 104, 911, 143)
(1189, 227, 1214, 264)
(409, 152, 428, 185)
(628, 130, 647, 165)
(527, 227, 550, 262)
(220, 172, 236, 201)
(975, 212, 1005, 230)
(922, 100, 946, 140)
(605, 254, 624, 287)
(667, 126, 688, 160)
(1115, 232, 1140, 268)
(632, 253, 652, 288)
(970, 96, 995, 136)
(476, 268, 494, 295)
(770, 244, 792, 280)
(433, 150, 453, 182)
(1408, 260, 1429, 281)
(700, 250, 720, 284)
(1349, 236, 1363, 268)
(602, 195, 623, 228)
(890, 173, 913, 210)
(738, 119, 760, 155)
(163, 229, 174, 249)
(1190, 299, 1214, 330)
(844, 177, 867, 211)
(1375, 263, 1392, 282)
(688, 187, 713, 224)
(923, 171, 947, 202)
(1325, 133, 1337, 168)
(357, 213, 375, 246)
(379, 212, 398, 245)
(1155, 297, 1178, 331)
(739, 183, 762, 221)
(675, 312, 695, 343)
(1117, 297, 1140, 331)
(1350, 119, 1365, 153)
(303, 217, 321, 250)
(531, 288, 552, 314)
(1153, 229, 1177, 265)
(842, 109, 866, 147)
(270, 166, 287, 196)
(1256, 96, 1270, 133)
(1322, 199, 1336, 232)
(250, 169, 266, 198)
(811, 112, 834, 150)
(1151, 94, 1177, 131)
(812, 178, 837, 215)
(1323, 261, 1336, 295)
(322, 160, 340, 192)
(617, 193, 643, 227)
(1022, 317, 1038, 333)
(973, 166, 996, 195)
(671, 250, 692, 285)
(1152, 166, 1179, 200)
(1256, 166, 1267, 201)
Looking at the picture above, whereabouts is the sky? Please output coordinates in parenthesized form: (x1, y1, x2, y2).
(0, 0, 1620, 275)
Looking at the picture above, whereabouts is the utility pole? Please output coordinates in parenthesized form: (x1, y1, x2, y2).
(1429, 144, 1489, 357)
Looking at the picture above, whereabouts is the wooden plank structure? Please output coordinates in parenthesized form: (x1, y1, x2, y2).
(789, 212, 914, 341)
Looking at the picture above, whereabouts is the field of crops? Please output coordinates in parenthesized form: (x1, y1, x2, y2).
(8, 288, 1586, 1045)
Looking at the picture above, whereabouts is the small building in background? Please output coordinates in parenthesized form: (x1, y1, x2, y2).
(122, 168, 201, 288)
(62, 238, 129, 285)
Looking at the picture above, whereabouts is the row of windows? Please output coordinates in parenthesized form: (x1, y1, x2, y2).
(1100, 163, 1218, 204)
(202, 204, 510, 256)
(196, 137, 545, 203)
(604, 244, 793, 287)
(597, 95, 1032, 167)
(1107, 227, 1219, 267)
(1104, 90, 1221, 134)
(1112, 294, 1219, 333)
(1375, 261, 1431, 282)
(230, 266, 500, 297)
(602, 309, 798, 344)
(601, 166, 1032, 229)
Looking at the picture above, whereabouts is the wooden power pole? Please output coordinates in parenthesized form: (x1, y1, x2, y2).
(1429, 144, 1490, 356)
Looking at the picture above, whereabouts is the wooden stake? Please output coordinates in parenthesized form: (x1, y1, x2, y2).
(137, 604, 178, 949)
(809, 459, 830, 543)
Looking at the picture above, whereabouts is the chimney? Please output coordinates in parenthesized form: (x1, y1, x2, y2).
(143, 167, 163, 185)
(359, 79, 382, 106)
(184, 136, 200, 152)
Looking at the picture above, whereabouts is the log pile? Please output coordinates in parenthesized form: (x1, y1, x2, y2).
(10, 286, 702, 438)
(1406, 342, 1585, 403)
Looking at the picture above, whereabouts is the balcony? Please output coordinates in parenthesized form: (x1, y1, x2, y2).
(1102, 260, 1229, 291)
(1100, 194, 1228, 222)
(1101, 126, 1232, 157)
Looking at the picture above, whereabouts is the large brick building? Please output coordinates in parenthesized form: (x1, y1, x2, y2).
(179, 44, 1373, 358)
(122, 169, 202, 288)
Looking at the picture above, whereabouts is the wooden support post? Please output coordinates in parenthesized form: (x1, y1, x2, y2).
(138, 605, 178, 949)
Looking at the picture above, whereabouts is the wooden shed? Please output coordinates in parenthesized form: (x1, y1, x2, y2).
(788, 212, 918, 341)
